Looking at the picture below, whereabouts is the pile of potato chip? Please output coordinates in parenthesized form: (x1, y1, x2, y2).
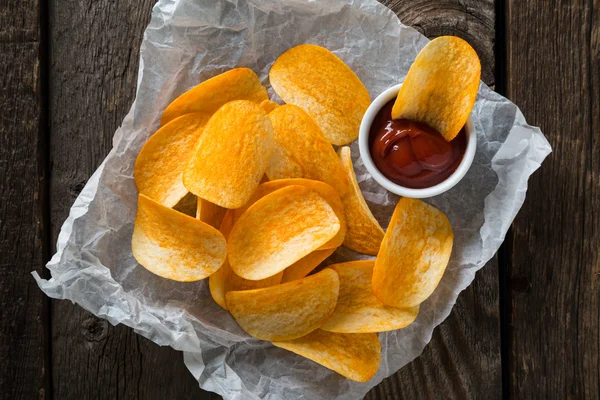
(132, 43, 457, 382)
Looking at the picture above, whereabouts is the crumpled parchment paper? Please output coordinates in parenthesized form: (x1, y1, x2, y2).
(33, 0, 552, 398)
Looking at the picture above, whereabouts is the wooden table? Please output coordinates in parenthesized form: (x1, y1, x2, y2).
(1, 0, 597, 399)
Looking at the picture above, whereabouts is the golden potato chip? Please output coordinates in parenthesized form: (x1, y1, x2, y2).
(218, 209, 235, 239)
(183, 100, 274, 209)
(322, 261, 418, 333)
(230, 179, 346, 250)
(208, 265, 229, 309)
(269, 44, 370, 145)
(281, 248, 335, 283)
(372, 197, 453, 308)
(161, 68, 268, 125)
(226, 269, 339, 341)
(228, 185, 340, 280)
(172, 192, 197, 217)
(221, 181, 342, 253)
(196, 198, 226, 229)
(265, 105, 348, 196)
(258, 179, 346, 250)
(338, 146, 384, 255)
(259, 99, 279, 113)
(209, 210, 281, 309)
(208, 263, 228, 309)
(134, 113, 209, 207)
(209, 259, 283, 310)
(131, 194, 226, 282)
(391, 36, 481, 141)
(272, 330, 380, 382)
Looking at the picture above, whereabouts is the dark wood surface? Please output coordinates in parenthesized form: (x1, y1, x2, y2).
(505, 0, 599, 398)
(0, 1, 51, 399)
(0, 0, 596, 399)
(47, 1, 210, 399)
(367, 1, 502, 399)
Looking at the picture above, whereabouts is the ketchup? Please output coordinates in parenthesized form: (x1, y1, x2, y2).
(369, 100, 466, 189)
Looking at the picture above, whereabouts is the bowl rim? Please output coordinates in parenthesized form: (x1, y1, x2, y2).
(358, 83, 477, 199)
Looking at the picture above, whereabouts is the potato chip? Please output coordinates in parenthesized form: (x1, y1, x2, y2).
(281, 248, 335, 283)
(322, 261, 418, 333)
(161, 68, 268, 125)
(391, 36, 480, 141)
(269, 44, 370, 145)
(228, 185, 340, 280)
(338, 146, 384, 255)
(230, 179, 346, 250)
(134, 113, 209, 207)
(209, 259, 283, 310)
(226, 269, 340, 341)
(218, 209, 235, 239)
(259, 99, 279, 113)
(183, 100, 274, 209)
(372, 197, 453, 308)
(208, 266, 229, 309)
(131, 194, 226, 282)
(219, 206, 289, 299)
(272, 330, 380, 382)
(265, 105, 348, 196)
(209, 214, 283, 310)
(172, 192, 197, 217)
(196, 198, 226, 229)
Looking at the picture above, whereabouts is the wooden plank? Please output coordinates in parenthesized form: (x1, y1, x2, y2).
(505, 0, 599, 398)
(381, 0, 497, 86)
(0, 1, 51, 399)
(366, 261, 502, 399)
(48, 1, 213, 398)
(365, 1, 502, 399)
(47, 0, 501, 399)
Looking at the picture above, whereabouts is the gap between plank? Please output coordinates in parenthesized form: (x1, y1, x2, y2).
(493, 0, 511, 399)
(38, 0, 54, 398)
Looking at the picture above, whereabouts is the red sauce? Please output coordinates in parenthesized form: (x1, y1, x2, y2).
(369, 100, 467, 189)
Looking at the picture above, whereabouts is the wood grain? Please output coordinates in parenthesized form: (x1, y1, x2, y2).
(0, 1, 51, 399)
(44, 0, 502, 399)
(365, 260, 502, 399)
(6, 0, 598, 398)
(364, 1, 502, 399)
(47, 1, 211, 398)
(381, 0, 496, 86)
(505, 0, 599, 398)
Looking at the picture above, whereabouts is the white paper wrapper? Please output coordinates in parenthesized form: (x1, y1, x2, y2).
(33, 0, 552, 398)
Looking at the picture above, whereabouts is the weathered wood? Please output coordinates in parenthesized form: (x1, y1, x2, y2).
(505, 0, 599, 398)
(365, 261, 502, 399)
(381, 0, 496, 86)
(51, 310, 215, 399)
(0, 1, 51, 399)
(48, 1, 211, 398)
(364, 1, 502, 399)
(45, 0, 502, 398)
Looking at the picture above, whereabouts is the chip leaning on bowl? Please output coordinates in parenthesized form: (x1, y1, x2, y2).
(131, 37, 480, 382)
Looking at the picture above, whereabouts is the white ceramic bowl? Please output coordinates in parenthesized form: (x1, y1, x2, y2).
(358, 84, 477, 198)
